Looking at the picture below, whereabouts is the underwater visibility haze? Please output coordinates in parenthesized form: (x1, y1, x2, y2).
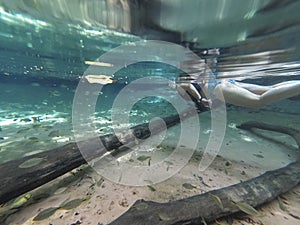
(0, 1, 300, 224)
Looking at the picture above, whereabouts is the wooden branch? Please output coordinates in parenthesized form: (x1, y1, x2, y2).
(109, 121, 300, 225)
(237, 121, 300, 150)
(0, 108, 198, 205)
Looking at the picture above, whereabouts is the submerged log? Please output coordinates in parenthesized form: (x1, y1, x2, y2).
(237, 121, 300, 148)
(0, 107, 198, 205)
(109, 121, 300, 225)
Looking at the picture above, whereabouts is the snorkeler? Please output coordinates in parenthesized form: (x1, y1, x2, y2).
(172, 74, 300, 109)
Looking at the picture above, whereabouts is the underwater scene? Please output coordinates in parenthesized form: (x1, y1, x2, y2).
(0, 1, 300, 225)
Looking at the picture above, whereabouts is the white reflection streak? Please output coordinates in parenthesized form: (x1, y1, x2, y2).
(0, 7, 50, 28)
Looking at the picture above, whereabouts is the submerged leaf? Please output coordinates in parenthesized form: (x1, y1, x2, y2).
(182, 183, 197, 190)
(19, 157, 47, 168)
(33, 207, 59, 221)
(60, 198, 86, 210)
(209, 193, 224, 210)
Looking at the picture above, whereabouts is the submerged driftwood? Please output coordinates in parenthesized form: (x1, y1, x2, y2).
(109, 121, 300, 225)
(0, 108, 198, 205)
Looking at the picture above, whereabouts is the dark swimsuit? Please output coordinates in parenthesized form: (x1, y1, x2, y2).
(189, 83, 210, 112)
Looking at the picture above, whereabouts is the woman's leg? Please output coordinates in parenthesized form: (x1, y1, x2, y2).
(234, 80, 299, 94)
(213, 80, 300, 108)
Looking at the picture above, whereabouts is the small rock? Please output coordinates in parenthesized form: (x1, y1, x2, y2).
(225, 161, 231, 166)
(75, 211, 80, 216)
(70, 220, 82, 225)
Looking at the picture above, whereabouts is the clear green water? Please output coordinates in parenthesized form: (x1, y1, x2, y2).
(0, 1, 299, 169)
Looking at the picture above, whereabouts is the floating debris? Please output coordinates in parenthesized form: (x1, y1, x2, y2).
(33, 207, 59, 221)
(18, 157, 47, 169)
(85, 75, 116, 85)
(49, 90, 61, 97)
(85, 60, 114, 67)
(182, 183, 197, 190)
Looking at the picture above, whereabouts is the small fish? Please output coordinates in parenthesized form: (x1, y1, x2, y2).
(60, 198, 87, 210)
(97, 177, 105, 187)
(10, 193, 32, 209)
(147, 185, 156, 192)
(209, 193, 224, 209)
(158, 212, 171, 221)
(28, 137, 39, 141)
(182, 183, 197, 190)
(137, 155, 151, 162)
(54, 187, 68, 195)
(48, 130, 59, 137)
(277, 197, 288, 212)
(19, 157, 47, 168)
(33, 207, 59, 221)
(17, 127, 30, 133)
(231, 200, 261, 216)
(253, 154, 264, 158)
(49, 90, 61, 97)
(201, 217, 207, 225)
(215, 220, 230, 225)
(19, 118, 31, 122)
(133, 202, 148, 210)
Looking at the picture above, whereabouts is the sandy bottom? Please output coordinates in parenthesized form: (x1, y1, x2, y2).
(0, 82, 300, 225)
(2, 153, 300, 225)
(1, 107, 299, 225)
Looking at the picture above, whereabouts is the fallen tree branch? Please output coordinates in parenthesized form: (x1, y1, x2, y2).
(109, 121, 300, 225)
(0, 107, 198, 205)
(237, 121, 300, 148)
